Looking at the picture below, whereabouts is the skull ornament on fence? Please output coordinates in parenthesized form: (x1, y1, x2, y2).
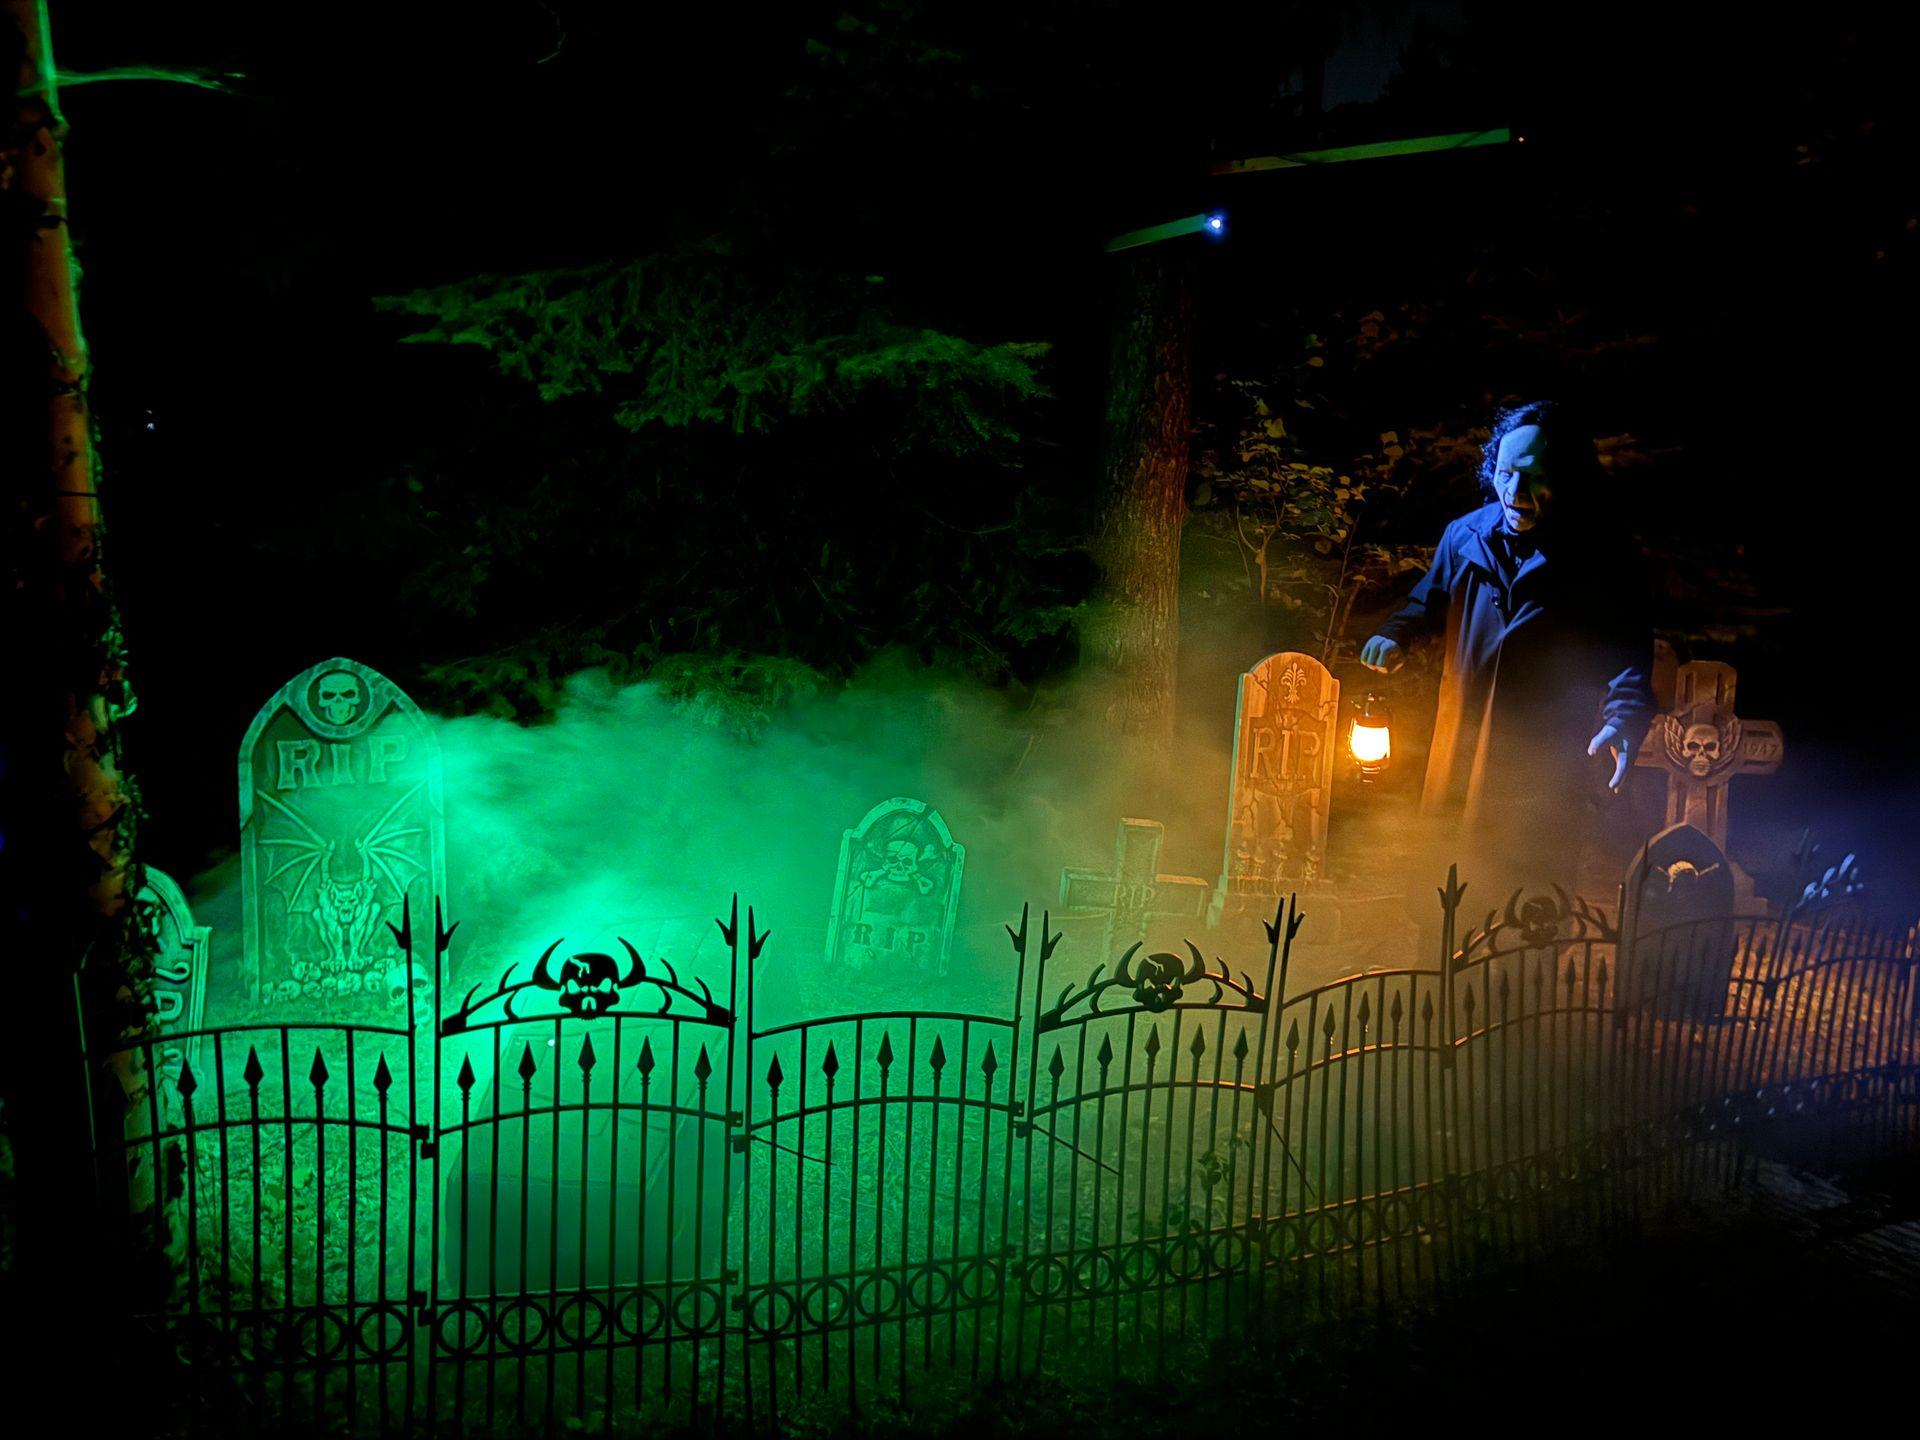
(1518, 895, 1562, 946)
(316, 671, 363, 725)
(556, 952, 623, 1016)
(1130, 952, 1187, 1012)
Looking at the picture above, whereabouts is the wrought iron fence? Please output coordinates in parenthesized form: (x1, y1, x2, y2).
(91, 875, 1920, 1435)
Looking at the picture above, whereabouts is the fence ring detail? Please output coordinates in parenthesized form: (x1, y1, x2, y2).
(672, 1283, 725, 1335)
(905, 1263, 955, 1313)
(434, 1300, 490, 1358)
(1070, 1249, 1116, 1297)
(292, 1306, 351, 1364)
(495, 1296, 550, 1353)
(799, 1279, 851, 1328)
(553, 1291, 609, 1348)
(745, 1284, 799, 1337)
(613, 1287, 665, 1341)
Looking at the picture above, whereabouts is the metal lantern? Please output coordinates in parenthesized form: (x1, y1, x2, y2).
(1350, 692, 1393, 781)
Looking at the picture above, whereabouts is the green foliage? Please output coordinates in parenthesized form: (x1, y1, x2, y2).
(367, 248, 1081, 720)
(1190, 336, 1430, 660)
(376, 250, 1048, 460)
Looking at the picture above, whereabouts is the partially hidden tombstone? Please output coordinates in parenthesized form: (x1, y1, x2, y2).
(123, 868, 211, 1236)
(239, 657, 445, 1016)
(1211, 651, 1340, 926)
(1618, 822, 1737, 1019)
(142, 867, 211, 1102)
(1059, 819, 1211, 965)
(824, 798, 965, 976)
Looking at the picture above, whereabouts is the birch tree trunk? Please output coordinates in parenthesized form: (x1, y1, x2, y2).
(1083, 243, 1194, 789)
(3, 0, 149, 1246)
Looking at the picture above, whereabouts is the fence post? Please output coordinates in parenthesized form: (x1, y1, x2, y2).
(1434, 866, 1466, 1293)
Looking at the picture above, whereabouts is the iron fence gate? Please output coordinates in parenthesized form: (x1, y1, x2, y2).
(94, 880, 1920, 1435)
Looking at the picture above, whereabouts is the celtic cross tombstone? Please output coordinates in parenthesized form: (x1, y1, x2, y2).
(1632, 658, 1784, 852)
(1060, 818, 1211, 964)
(824, 798, 966, 976)
(239, 657, 446, 1014)
(1212, 651, 1340, 924)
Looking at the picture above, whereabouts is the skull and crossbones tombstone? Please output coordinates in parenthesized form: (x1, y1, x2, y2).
(825, 798, 966, 977)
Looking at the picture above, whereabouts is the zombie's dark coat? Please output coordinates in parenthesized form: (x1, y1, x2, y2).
(1374, 500, 1656, 872)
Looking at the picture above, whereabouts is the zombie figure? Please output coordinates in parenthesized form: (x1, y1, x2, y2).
(1360, 400, 1656, 894)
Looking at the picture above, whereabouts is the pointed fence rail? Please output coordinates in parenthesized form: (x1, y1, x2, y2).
(87, 878, 1920, 1435)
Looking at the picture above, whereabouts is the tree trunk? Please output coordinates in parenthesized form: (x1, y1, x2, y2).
(1084, 243, 1194, 786)
(3, 0, 151, 1351)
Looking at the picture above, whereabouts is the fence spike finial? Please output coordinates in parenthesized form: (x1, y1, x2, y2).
(387, 893, 412, 953)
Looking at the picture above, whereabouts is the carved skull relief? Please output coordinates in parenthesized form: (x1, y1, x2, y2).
(1661, 710, 1742, 782)
(316, 671, 363, 725)
(861, 838, 936, 894)
(882, 840, 918, 884)
(1680, 723, 1721, 777)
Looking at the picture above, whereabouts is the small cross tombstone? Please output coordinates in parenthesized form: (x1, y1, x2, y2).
(1059, 818, 1211, 963)
(1212, 651, 1340, 923)
(824, 798, 965, 976)
(141, 867, 211, 1100)
(1618, 822, 1738, 1019)
(239, 657, 446, 1016)
(1633, 659, 1784, 852)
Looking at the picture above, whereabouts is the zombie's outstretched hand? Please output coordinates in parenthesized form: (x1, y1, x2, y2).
(1359, 635, 1405, 673)
(1588, 722, 1636, 792)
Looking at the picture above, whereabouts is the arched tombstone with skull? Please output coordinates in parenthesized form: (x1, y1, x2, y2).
(1618, 822, 1737, 1019)
(238, 656, 447, 1019)
(824, 797, 966, 978)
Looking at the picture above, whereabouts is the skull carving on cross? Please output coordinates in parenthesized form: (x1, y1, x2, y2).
(316, 671, 363, 725)
(1680, 723, 1721, 777)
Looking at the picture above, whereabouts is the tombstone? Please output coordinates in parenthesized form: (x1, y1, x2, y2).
(123, 869, 212, 1241)
(239, 657, 445, 1017)
(1632, 657, 1782, 912)
(1618, 823, 1737, 1018)
(1059, 819, 1211, 965)
(824, 798, 965, 976)
(141, 867, 211, 1106)
(1211, 651, 1340, 925)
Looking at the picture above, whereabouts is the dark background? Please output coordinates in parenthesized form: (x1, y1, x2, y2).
(44, 0, 1920, 906)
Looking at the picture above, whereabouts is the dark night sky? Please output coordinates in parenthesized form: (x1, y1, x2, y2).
(41, 1, 1920, 903)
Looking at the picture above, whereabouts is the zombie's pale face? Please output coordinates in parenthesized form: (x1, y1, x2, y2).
(1492, 425, 1551, 534)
